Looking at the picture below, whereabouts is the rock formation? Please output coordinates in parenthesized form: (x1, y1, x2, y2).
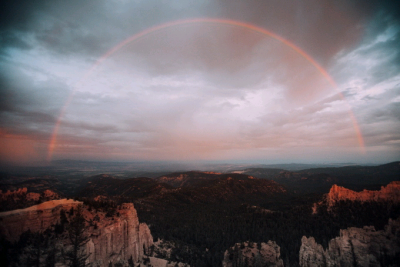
(312, 181, 400, 214)
(0, 198, 82, 241)
(222, 241, 284, 267)
(0, 201, 154, 266)
(0, 187, 61, 211)
(85, 203, 154, 266)
(299, 218, 400, 267)
(41, 189, 60, 201)
(0, 188, 28, 200)
(326, 181, 400, 206)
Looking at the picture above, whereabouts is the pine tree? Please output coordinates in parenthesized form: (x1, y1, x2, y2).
(65, 205, 90, 267)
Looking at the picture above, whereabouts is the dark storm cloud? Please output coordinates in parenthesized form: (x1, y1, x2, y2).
(0, 62, 69, 110)
(0, 0, 211, 58)
(1, 0, 398, 71)
(0, 2, 378, 57)
(0, 61, 69, 139)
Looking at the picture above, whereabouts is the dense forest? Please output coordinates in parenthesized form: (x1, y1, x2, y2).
(135, 196, 400, 266)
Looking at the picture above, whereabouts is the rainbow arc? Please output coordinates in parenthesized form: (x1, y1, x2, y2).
(47, 18, 365, 161)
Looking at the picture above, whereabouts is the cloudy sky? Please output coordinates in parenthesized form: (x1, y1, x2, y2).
(0, 0, 399, 165)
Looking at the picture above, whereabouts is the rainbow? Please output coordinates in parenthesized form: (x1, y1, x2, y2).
(47, 18, 365, 161)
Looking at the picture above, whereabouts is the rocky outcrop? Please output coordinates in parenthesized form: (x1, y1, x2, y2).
(41, 189, 60, 201)
(0, 201, 154, 266)
(312, 182, 400, 214)
(0, 188, 61, 212)
(0, 187, 28, 201)
(222, 241, 284, 267)
(326, 181, 400, 206)
(0, 198, 82, 242)
(85, 203, 154, 266)
(299, 218, 400, 267)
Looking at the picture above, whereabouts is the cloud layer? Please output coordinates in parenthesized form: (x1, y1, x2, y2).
(1, 0, 399, 164)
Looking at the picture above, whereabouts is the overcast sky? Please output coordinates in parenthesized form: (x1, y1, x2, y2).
(0, 0, 399, 165)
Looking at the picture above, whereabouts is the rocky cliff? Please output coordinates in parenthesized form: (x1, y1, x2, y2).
(0, 201, 154, 266)
(0, 198, 82, 242)
(299, 218, 400, 267)
(85, 203, 154, 266)
(222, 241, 284, 267)
(326, 181, 400, 206)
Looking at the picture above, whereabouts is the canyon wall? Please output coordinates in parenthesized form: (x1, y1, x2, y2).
(299, 218, 400, 267)
(326, 181, 400, 206)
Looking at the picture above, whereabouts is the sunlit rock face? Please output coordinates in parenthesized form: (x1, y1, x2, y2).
(327, 181, 400, 206)
(222, 241, 284, 267)
(312, 181, 400, 214)
(0, 201, 153, 266)
(0, 198, 82, 242)
(86, 203, 154, 266)
(299, 218, 400, 267)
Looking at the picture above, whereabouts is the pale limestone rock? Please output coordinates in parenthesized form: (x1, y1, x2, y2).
(299, 218, 400, 267)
